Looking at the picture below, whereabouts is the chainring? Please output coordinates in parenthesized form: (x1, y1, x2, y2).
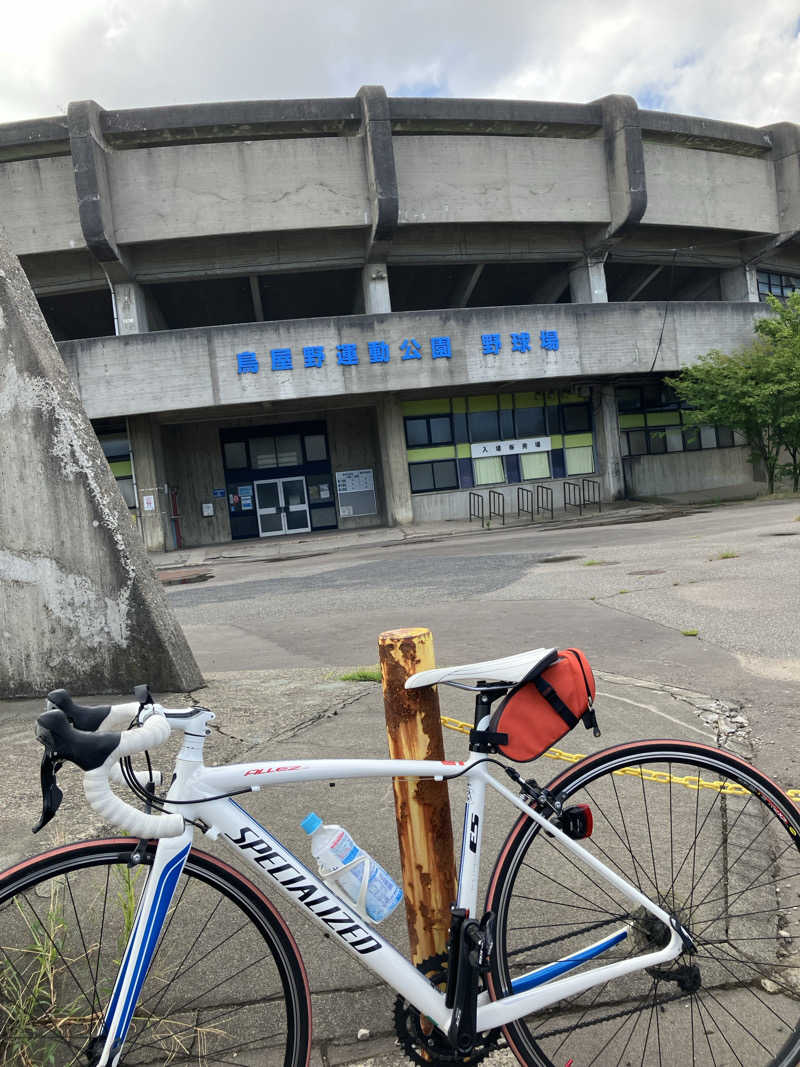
(394, 951, 502, 1065)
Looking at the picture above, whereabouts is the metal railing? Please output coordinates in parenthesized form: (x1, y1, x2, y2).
(517, 486, 534, 521)
(488, 489, 505, 525)
(536, 484, 554, 520)
(563, 480, 583, 515)
(468, 491, 485, 528)
(582, 478, 602, 512)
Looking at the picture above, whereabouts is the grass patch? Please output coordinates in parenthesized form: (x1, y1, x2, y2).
(339, 667, 382, 683)
(712, 551, 739, 560)
(583, 559, 604, 567)
(617, 589, 630, 595)
(681, 629, 699, 637)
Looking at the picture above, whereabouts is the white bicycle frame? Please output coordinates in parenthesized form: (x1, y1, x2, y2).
(94, 706, 685, 1066)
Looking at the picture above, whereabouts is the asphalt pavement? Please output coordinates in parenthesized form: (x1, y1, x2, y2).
(1, 496, 799, 1065)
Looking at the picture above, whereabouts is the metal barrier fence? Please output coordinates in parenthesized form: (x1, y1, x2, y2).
(536, 484, 554, 519)
(563, 480, 583, 515)
(488, 489, 505, 525)
(517, 486, 534, 521)
(582, 478, 602, 512)
(468, 490, 485, 528)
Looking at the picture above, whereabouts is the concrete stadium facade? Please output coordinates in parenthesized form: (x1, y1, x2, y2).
(2, 88, 798, 550)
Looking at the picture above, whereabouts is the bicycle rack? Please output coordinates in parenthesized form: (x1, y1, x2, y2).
(582, 478, 602, 512)
(517, 486, 534, 522)
(536, 484, 554, 520)
(563, 480, 583, 515)
(468, 491, 485, 528)
(488, 490, 505, 526)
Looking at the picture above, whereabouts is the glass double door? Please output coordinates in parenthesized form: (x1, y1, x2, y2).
(254, 477, 311, 537)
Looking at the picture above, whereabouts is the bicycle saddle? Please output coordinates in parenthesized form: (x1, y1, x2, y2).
(405, 647, 557, 689)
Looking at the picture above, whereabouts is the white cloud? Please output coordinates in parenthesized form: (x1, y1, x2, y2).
(0, 0, 798, 127)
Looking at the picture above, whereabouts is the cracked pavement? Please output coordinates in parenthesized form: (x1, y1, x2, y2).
(2, 497, 800, 1064)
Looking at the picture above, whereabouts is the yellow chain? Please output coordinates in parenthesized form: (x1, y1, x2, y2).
(439, 716, 800, 802)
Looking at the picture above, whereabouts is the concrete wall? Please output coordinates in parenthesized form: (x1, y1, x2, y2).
(327, 407, 385, 528)
(623, 446, 760, 498)
(59, 301, 770, 420)
(162, 423, 231, 547)
(0, 157, 83, 255)
(411, 478, 570, 523)
(642, 143, 778, 232)
(109, 139, 371, 244)
(0, 234, 202, 695)
(395, 136, 609, 225)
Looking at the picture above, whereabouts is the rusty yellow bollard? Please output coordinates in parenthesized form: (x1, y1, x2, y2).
(379, 627, 457, 966)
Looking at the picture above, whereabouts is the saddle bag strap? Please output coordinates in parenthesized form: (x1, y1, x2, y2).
(532, 675, 579, 729)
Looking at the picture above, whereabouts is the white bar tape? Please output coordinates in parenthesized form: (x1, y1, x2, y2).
(109, 764, 163, 788)
(103, 702, 142, 730)
(83, 715, 183, 839)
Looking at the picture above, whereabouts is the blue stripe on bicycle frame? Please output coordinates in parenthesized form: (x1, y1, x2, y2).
(112, 845, 191, 1047)
(510, 929, 628, 994)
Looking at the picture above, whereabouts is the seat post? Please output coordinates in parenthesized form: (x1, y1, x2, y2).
(474, 684, 493, 729)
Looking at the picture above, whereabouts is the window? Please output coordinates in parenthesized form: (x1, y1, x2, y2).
(515, 407, 547, 437)
(473, 456, 505, 485)
(565, 446, 594, 475)
(276, 434, 302, 466)
(404, 415, 453, 447)
(758, 271, 800, 302)
(467, 411, 499, 442)
(648, 429, 667, 455)
(562, 405, 592, 433)
(627, 430, 647, 455)
(716, 427, 734, 448)
(249, 438, 276, 468)
(409, 460, 459, 493)
(521, 452, 550, 479)
(616, 387, 642, 412)
(304, 434, 327, 462)
(224, 441, 249, 468)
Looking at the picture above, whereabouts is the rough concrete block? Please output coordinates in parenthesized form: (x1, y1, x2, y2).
(0, 230, 203, 697)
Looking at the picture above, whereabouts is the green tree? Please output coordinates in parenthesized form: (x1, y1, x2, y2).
(754, 293, 800, 490)
(667, 292, 800, 494)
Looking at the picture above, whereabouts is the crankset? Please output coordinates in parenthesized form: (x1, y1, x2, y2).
(394, 952, 501, 1065)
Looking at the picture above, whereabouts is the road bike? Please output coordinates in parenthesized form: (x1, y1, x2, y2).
(1, 646, 800, 1066)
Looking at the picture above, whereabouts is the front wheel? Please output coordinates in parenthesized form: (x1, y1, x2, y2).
(0, 838, 311, 1066)
(486, 740, 800, 1067)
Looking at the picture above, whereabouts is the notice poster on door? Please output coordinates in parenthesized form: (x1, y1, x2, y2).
(230, 485, 254, 513)
(335, 469, 377, 518)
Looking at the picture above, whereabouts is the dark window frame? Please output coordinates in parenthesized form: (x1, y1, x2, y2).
(404, 414, 454, 448)
(408, 459, 460, 493)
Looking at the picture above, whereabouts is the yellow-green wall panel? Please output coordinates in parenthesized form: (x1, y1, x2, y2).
(564, 433, 594, 448)
(110, 460, 132, 477)
(646, 411, 682, 426)
(406, 445, 457, 461)
(468, 395, 498, 412)
(618, 413, 645, 429)
(402, 399, 451, 416)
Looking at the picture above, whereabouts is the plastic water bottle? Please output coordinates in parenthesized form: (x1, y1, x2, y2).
(301, 812, 403, 923)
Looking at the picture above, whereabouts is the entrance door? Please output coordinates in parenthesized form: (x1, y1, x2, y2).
(255, 477, 311, 537)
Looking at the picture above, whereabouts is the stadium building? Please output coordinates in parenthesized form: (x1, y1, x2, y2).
(2, 88, 798, 550)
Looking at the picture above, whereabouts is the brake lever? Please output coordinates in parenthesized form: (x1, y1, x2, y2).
(33, 751, 64, 834)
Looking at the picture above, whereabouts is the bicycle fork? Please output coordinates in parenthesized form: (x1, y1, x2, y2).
(87, 829, 194, 1067)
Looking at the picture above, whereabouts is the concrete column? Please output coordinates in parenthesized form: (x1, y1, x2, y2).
(593, 384, 626, 501)
(361, 263, 392, 314)
(376, 395, 413, 525)
(128, 415, 169, 552)
(569, 257, 608, 303)
(720, 265, 760, 302)
(114, 281, 150, 334)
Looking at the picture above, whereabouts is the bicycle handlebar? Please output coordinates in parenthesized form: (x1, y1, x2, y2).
(82, 714, 184, 839)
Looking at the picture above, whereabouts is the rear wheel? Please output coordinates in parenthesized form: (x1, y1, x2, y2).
(0, 838, 311, 1065)
(486, 741, 800, 1066)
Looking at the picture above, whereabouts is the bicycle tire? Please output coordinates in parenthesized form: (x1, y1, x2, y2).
(486, 740, 800, 1067)
(0, 838, 311, 1066)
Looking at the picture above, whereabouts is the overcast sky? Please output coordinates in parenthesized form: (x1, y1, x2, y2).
(3, 0, 799, 128)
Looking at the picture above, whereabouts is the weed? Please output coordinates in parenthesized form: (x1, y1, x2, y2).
(682, 629, 699, 637)
(583, 560, 604, 567)
(339, 667, 382, 683)
(618, 589, 630, 595)
(712, 551, 739, 560)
